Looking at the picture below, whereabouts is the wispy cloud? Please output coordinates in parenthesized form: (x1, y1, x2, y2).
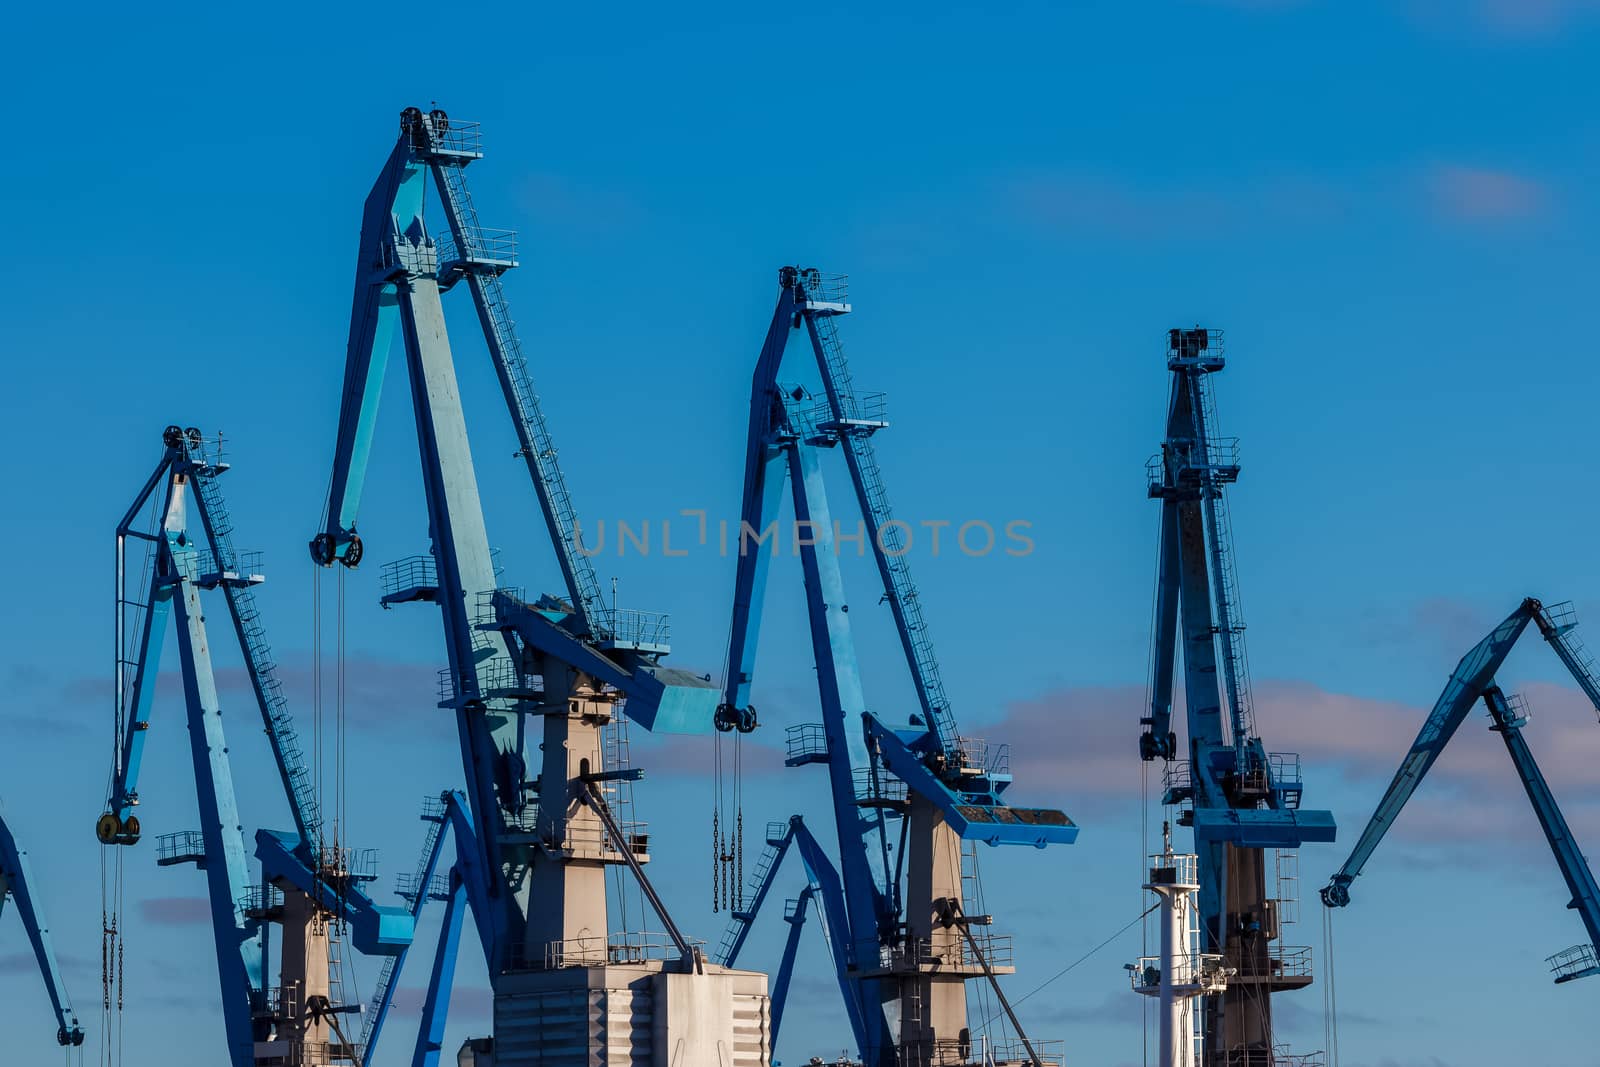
(138, 895, 212, 926)
(1426, 164, 1551, 223)
(992, 673, 1600, 852)
(387, 982, 492, 1020)
(1000, 159, 1557, 240)
(1419, 0, 1600, 36)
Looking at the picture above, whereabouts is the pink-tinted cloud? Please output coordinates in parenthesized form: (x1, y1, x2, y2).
(992, 676, 1600, 848)
(139, 895, 212, 926)
(1427, 165, 1550, 223)
(388, 983, 492, 1020)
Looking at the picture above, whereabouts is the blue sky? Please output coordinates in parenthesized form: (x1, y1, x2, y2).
(3, 2, 1600, 1065)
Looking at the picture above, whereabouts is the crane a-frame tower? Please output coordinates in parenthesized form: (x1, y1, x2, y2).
(309, 107, 770, 1066)
(1140, 330, 1336, 1067)
(712, 267, 1077, 1067)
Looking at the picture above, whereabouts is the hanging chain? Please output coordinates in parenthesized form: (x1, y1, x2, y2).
(734, 733, 744, 911)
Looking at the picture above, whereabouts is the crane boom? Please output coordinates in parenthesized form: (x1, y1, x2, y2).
(1322, 597, 1600, 982)
(1482, 688, 1600, 981)
(1320, 600, 1535, 905)
(714, 268, 1075, 1067)
(0, 816, 84, 1046)
(307, 108, 764, 1067)
(98, 427, 413, 1067)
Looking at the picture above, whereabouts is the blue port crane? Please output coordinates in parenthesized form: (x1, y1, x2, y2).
(712, 267, 1078, 1067)
(307, 107, 723, 1059)
(0, 815, 84, 1046)
(1321, 597, 1600, 983)
(98, 426, 413, 1067)
(361, 791, 478, 1067)
(1139, 329, 1336, 1065)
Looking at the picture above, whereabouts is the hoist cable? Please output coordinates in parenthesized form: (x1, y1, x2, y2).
(973, 903, 1158, 1036)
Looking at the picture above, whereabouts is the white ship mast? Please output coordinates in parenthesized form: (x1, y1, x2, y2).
(1130, 824, 1234, 1067)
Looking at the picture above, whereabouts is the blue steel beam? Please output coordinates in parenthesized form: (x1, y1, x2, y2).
(102, 444, 267, 1063)
(796, 282, 960, 759)
(788, 444, 897, 972)
(1322, 600, 1536, 906)
(787, 819, 870, 1055)
(718, 270, 1077, 1066)
(186, 458, 323, 849)
(1323, 595, 1600, 984)
(717, 285, 801, 731)
(1140, 330, 1335, 1062)
(254, 831, 412, 955)
(313, 110, 716, 985)
(364, 796, 455, 1062)
(171, 526, 269, 1065)
(413, 872, 468, 1067)
(312, 135, 425, 564)
(718, 822, 797, 967)
(104, 452, 179, 836)
(1482, 686, 1600, 980)
(102, 433, 422, 1067)
(770, 887, 816, 1048)
(0, 817, 84, 1046)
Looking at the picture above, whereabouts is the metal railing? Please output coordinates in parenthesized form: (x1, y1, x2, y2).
(476, 658, 543, 698)
(1166, 326, 1225, 362)
(910, 1036, 1064, 1066)
(195, 548, 263, 578)
(535, 931, 703, 970)
(1272, 1050, 1327, 1067)
(1127, 951, 1229, 993)
(239, 883, 285, 918)
(154, 829, 205, 864)
(409, 113, 483, 157)
(558, 817, 649, 857)
(1147, 852, 1200, 887)
(882, 929, 1014, 972)
(381, 554, 437, 597)
(795, 267, 849, 307)
(853, 767, 908, 806)
(1146, 436, 1243, 492)
(1548, 942, 1599, 980)
(1545, 600, 1580, 631)
(395, 872, 450, 903)
(1269, 751, 1302, 786)
(786, 723, 828, 762)
(316, 844, 378, 882)
(437, 227, 518, 268)
(1163, 760, 1193, 794)
(607, 606, 670, 648)
(780, 389, 888, 440)
(1232, 943, 1313, 980)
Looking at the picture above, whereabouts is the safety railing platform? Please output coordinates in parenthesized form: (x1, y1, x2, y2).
(531, 930, 702, 970)
(779, 387, 888, 441)
(786, 723, 829, 765)
(853, 768, 909, 809)
(239, 883, 286, 920)
(154, 829, 206, 866)
(194, 548, 265, 588)
(380, 554, 438, 604)
(436, 227, 519, 276)
(1549, 942, 1600, 982)
(395, 871, 451, 904)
